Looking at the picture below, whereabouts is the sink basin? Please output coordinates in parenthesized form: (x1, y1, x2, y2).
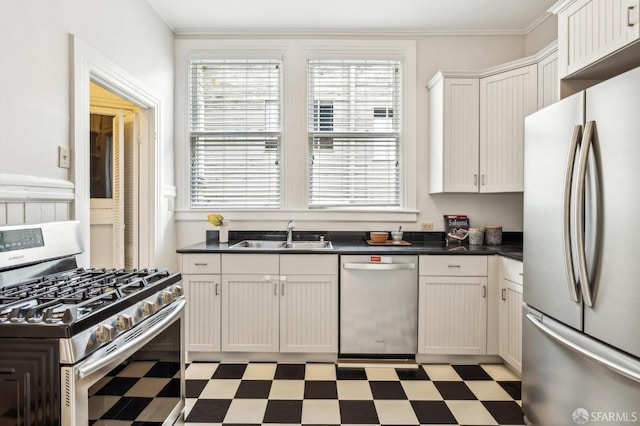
(229, 240, 332, 249)
(285, 241, 333, 249)
(230, 240, 286, 249)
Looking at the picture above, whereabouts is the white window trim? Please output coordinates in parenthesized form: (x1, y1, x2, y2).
(174, 38, 417, 223)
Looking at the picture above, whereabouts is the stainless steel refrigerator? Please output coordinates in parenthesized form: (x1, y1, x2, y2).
(523, 65, 640, 425)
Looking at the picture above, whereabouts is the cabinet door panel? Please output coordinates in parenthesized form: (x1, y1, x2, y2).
(184, 274, 221, 353)
(480, 65, 537, 192)
(280, 275, 338, 353)
(499, 279, 523, 372)
(222, 275, 279, 352)
(418, 276, 488, 355)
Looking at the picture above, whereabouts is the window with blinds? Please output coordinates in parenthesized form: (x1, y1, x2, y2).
(189, 59, 282, 208)
(308, 59, 401, 207)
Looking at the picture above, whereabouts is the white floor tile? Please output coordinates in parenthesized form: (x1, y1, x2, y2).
(466, 380, 514, 400)
(481, 363, 521, 381)
(365, 367, 399, 381)
(422, 364, 462, 381)
(301, 400, 341, 423)
(185, 362, 219, 380)
(305, 363, 337, 380)
(198, 379, 240, 399)
(446, 400, 499, 425)
(336, 380, 374, 400)
(242, 362, 277, 379)
(223, 399, 268, 423)
(400, 380, 443, 400)
(374, 400, 420, 424)
(268, 379, 305, 399)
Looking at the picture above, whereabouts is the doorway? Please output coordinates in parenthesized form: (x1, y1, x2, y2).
(71, 35, 161, 268)
(89, 83, 139, 268)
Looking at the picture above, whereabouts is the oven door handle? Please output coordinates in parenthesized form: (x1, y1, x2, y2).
(76, 299, 185, 380)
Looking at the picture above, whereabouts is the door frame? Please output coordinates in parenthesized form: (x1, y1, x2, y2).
(71, 35, 161, 268)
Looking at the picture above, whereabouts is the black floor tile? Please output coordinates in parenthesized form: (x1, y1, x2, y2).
(452, 364, 493, 380)
(132, 422, 163, 426)
(185, 379, 209, 398)
(369, 381, 408, 399)
(156, 378, 181, 397)
(234, 380, 272, 398)
(144, 361, 180, 378)
(411, 400, 458, 424)
(274, 364, 306, 380)
(106, 362, 129, 377)
(185, 399, 231, 423)
(263, 400, 303, 423)
(304, 380, 338, 399)
(498, 380, 522, 400)
(212, 363, 247, 379)
(483, 400, 526, 424)
(335, 367, 367, 380)
(101, 397, 152, 420)
(339, 400, 379, 424)
(396, 366, 430, 380)
(94, 377, 139, 395)
(433, 381, 477, 400)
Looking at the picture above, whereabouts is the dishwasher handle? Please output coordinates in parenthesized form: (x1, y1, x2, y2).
(343, 262, 416, 271)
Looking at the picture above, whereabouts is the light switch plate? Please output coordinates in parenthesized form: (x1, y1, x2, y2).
(58, 146, 70, 168)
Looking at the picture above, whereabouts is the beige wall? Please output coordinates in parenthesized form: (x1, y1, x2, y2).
(525, 14, 558, 55)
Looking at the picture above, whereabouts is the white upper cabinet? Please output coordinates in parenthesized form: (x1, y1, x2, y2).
(428, 75, 480, 193)
(479, 64, 538, 193)
(552, 0, 640, 81)
(537, 47, 560, 109)
(428, 51, 545, 193)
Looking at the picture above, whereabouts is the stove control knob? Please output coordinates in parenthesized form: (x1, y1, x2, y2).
(114, 314, 133, 331)
(172, 285, 184, 298)
(158, 290, 175, 305)
(93, 324, 115, 344)
(139, 301, 156, 317)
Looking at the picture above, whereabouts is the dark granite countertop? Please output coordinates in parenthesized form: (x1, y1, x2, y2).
(177, 230, 523, 261)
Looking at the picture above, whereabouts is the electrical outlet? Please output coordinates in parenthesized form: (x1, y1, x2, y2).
(420, 222, 433, 231)
(58, 146, 70, 169)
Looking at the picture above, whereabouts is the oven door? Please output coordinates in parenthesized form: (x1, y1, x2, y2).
(62, 299, 185, 426)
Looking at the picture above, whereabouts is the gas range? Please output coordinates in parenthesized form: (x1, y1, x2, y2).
(0, 221, 185, 425)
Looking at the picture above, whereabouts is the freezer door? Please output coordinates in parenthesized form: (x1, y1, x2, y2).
(583, 65, 640, 358)
(523, 93, 584, 330)
(522, 308, 640, 426)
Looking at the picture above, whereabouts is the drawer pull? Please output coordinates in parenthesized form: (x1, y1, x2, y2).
(448, 264, 461, 268)
(194, 262, 208, 266)
(628, 5, 636, 27)
(518, 272, 523, 276)
(502, 288, 507, 300)
(482, 285, 487, 298)
(215, 283, 219, 296)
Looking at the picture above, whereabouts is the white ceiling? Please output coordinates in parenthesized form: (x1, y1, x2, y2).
(147, 0, 558, 34)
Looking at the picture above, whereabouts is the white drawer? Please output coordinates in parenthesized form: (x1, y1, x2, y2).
(502, 257, 523, 285)
(419, 255, 488, 276)
(222, 253, 279, 275)
(182, 254, 221, 274)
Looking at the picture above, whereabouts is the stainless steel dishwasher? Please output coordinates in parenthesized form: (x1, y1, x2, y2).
(340, 255, 418, 356)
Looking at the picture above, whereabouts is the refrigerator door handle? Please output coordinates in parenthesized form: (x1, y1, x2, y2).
(563, 124, 582, 303)
(526, 313, 640, 384)
(576, 120, 595, 307)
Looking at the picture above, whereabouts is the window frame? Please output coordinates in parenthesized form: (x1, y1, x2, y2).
(174, 39, 417, 223)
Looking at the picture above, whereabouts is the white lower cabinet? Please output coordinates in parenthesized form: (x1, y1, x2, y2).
(220, 254, 338, 353)
(498, 257, 523, 373)
(418, 256, 489, 355)
(181, 254, 222, 356)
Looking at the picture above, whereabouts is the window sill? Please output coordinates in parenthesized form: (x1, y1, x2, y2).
(175, 209, 418, 223)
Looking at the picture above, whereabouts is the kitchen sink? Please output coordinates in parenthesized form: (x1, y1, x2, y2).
(285, 241, 333, 249)
(230, 240, 286, 249)
(230, 240, 332, 249)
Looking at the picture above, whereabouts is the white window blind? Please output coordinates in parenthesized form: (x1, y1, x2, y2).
(308, 59, 401, 207)
(189, 59, 282, 208)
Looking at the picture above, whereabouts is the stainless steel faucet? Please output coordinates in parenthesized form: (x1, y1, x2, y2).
(286, 220, 295, 244)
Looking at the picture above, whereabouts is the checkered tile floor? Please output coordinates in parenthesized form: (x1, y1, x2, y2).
(88, 360, 182, 425)
(180, 362, 523, 425)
